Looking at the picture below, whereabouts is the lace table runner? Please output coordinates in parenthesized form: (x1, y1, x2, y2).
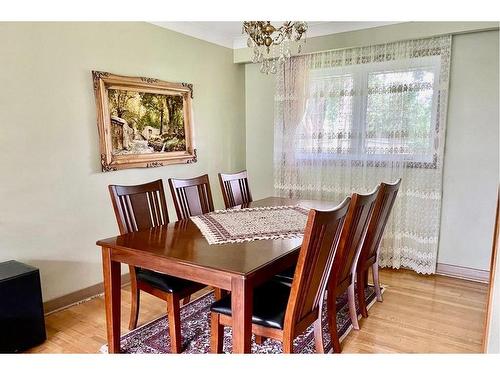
(190, 205, 309, 245)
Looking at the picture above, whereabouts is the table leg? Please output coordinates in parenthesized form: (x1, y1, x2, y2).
(102, 247, 121, 353)
(231, 277, 252, 353)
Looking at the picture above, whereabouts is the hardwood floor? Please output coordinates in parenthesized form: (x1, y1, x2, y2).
(28, 269, 488, 353)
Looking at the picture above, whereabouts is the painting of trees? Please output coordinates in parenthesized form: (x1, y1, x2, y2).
(108, 90, 135, 121)
(107, 88, 187, 154)
(94, 71, 196, 171)
(139, 93, 168, 134)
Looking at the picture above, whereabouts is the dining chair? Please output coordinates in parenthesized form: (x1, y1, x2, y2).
(168, 174, 225, 301)
(323, 187, 379, 353)
(108, 179, 205, 353)
(356, 179, 401, 318)
(218, 170, 253, 209)
(210, 197, 351, 354)
(168, 174, 214, 220)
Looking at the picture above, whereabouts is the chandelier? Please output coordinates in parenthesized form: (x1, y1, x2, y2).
(242, 21, 308, 74)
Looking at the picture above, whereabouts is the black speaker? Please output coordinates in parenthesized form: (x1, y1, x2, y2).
(0, 260, 46, 353)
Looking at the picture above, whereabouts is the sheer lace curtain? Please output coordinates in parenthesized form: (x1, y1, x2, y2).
(274, 36, 452, 274)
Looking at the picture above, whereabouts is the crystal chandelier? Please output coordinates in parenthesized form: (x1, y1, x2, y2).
(242, 21, 308, 74)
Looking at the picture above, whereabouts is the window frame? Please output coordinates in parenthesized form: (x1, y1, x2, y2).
(295, 55, 442, 167)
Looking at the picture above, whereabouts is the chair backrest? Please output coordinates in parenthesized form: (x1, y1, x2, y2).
(168, 174, 214, 220)
(218, 170, 253, 209)
(358, 179, 401, 267)
(330, 187, 379, 291)
(108, 179, 169, 235)
(284, 197, 350, 330)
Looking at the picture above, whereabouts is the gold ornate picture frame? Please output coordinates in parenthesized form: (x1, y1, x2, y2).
(92, 71, 196, 172)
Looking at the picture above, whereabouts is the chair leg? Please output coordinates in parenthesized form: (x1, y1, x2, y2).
(327, 290, 341, 353)
(357, 270, 369, 318)
(128, 279, 140, 330)
(255, 335, 265, 345)
(313, 319, 324, 354)
(372, 262, 383, 302)
(166, 294, 182, 354)
(210, 313, 223, 353)
(182, 296, 191, 305)
(282, 335, 293, 354)
(347, 283, 359, 330)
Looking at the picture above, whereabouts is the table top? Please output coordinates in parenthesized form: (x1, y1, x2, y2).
(96, 197, 340, 277)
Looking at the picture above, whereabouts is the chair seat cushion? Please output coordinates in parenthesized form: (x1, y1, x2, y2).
(136, 268, 201, 294)
(273, 265, 296, 286)
(210, 280, 291, 330)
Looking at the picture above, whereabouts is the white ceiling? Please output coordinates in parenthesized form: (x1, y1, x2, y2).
(150, 21, 401, 49)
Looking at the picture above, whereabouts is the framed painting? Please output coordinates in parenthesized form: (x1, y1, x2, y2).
(92, 71, 196, 171)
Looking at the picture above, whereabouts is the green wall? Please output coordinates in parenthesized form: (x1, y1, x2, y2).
(439, 30, 499, 271)
(0, 22, 246, 301)
(245, 25, 499, 273)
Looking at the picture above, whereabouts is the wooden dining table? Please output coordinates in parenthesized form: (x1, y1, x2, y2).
(96, 196, 338, 353)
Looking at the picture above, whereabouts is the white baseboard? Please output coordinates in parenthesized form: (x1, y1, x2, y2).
(436, 263, 489, 283)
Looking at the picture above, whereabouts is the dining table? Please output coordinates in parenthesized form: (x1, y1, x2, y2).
(96, 196, 339, 354)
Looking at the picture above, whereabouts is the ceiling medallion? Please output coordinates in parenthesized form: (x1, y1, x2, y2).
(242, 21, 308, 74)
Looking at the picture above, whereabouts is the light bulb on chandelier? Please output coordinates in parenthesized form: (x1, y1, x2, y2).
(242, 21, 308, 75)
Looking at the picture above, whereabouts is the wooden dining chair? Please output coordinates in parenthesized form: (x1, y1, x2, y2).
(168, 174, 232, 303)
(324, 188, 379, 353)
(210, 197, 351, 354)
(218, 170, 253, 209)
(356, 179, 401, 318)
(168, 174, 214, 220)
(108, 179, 205, 353)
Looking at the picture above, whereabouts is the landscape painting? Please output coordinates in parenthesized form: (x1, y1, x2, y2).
(93, 71, 196, 171)
(108, 89, 186, 155)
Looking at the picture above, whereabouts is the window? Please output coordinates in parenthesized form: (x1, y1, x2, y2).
(295, 56, 441, 164)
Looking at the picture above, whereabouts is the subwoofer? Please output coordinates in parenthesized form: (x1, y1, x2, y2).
(0, 260, 46, 352)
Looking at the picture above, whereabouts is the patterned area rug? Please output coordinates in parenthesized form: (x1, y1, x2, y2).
(190, 205, 308, 244)
(100, 285, 383, 354)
